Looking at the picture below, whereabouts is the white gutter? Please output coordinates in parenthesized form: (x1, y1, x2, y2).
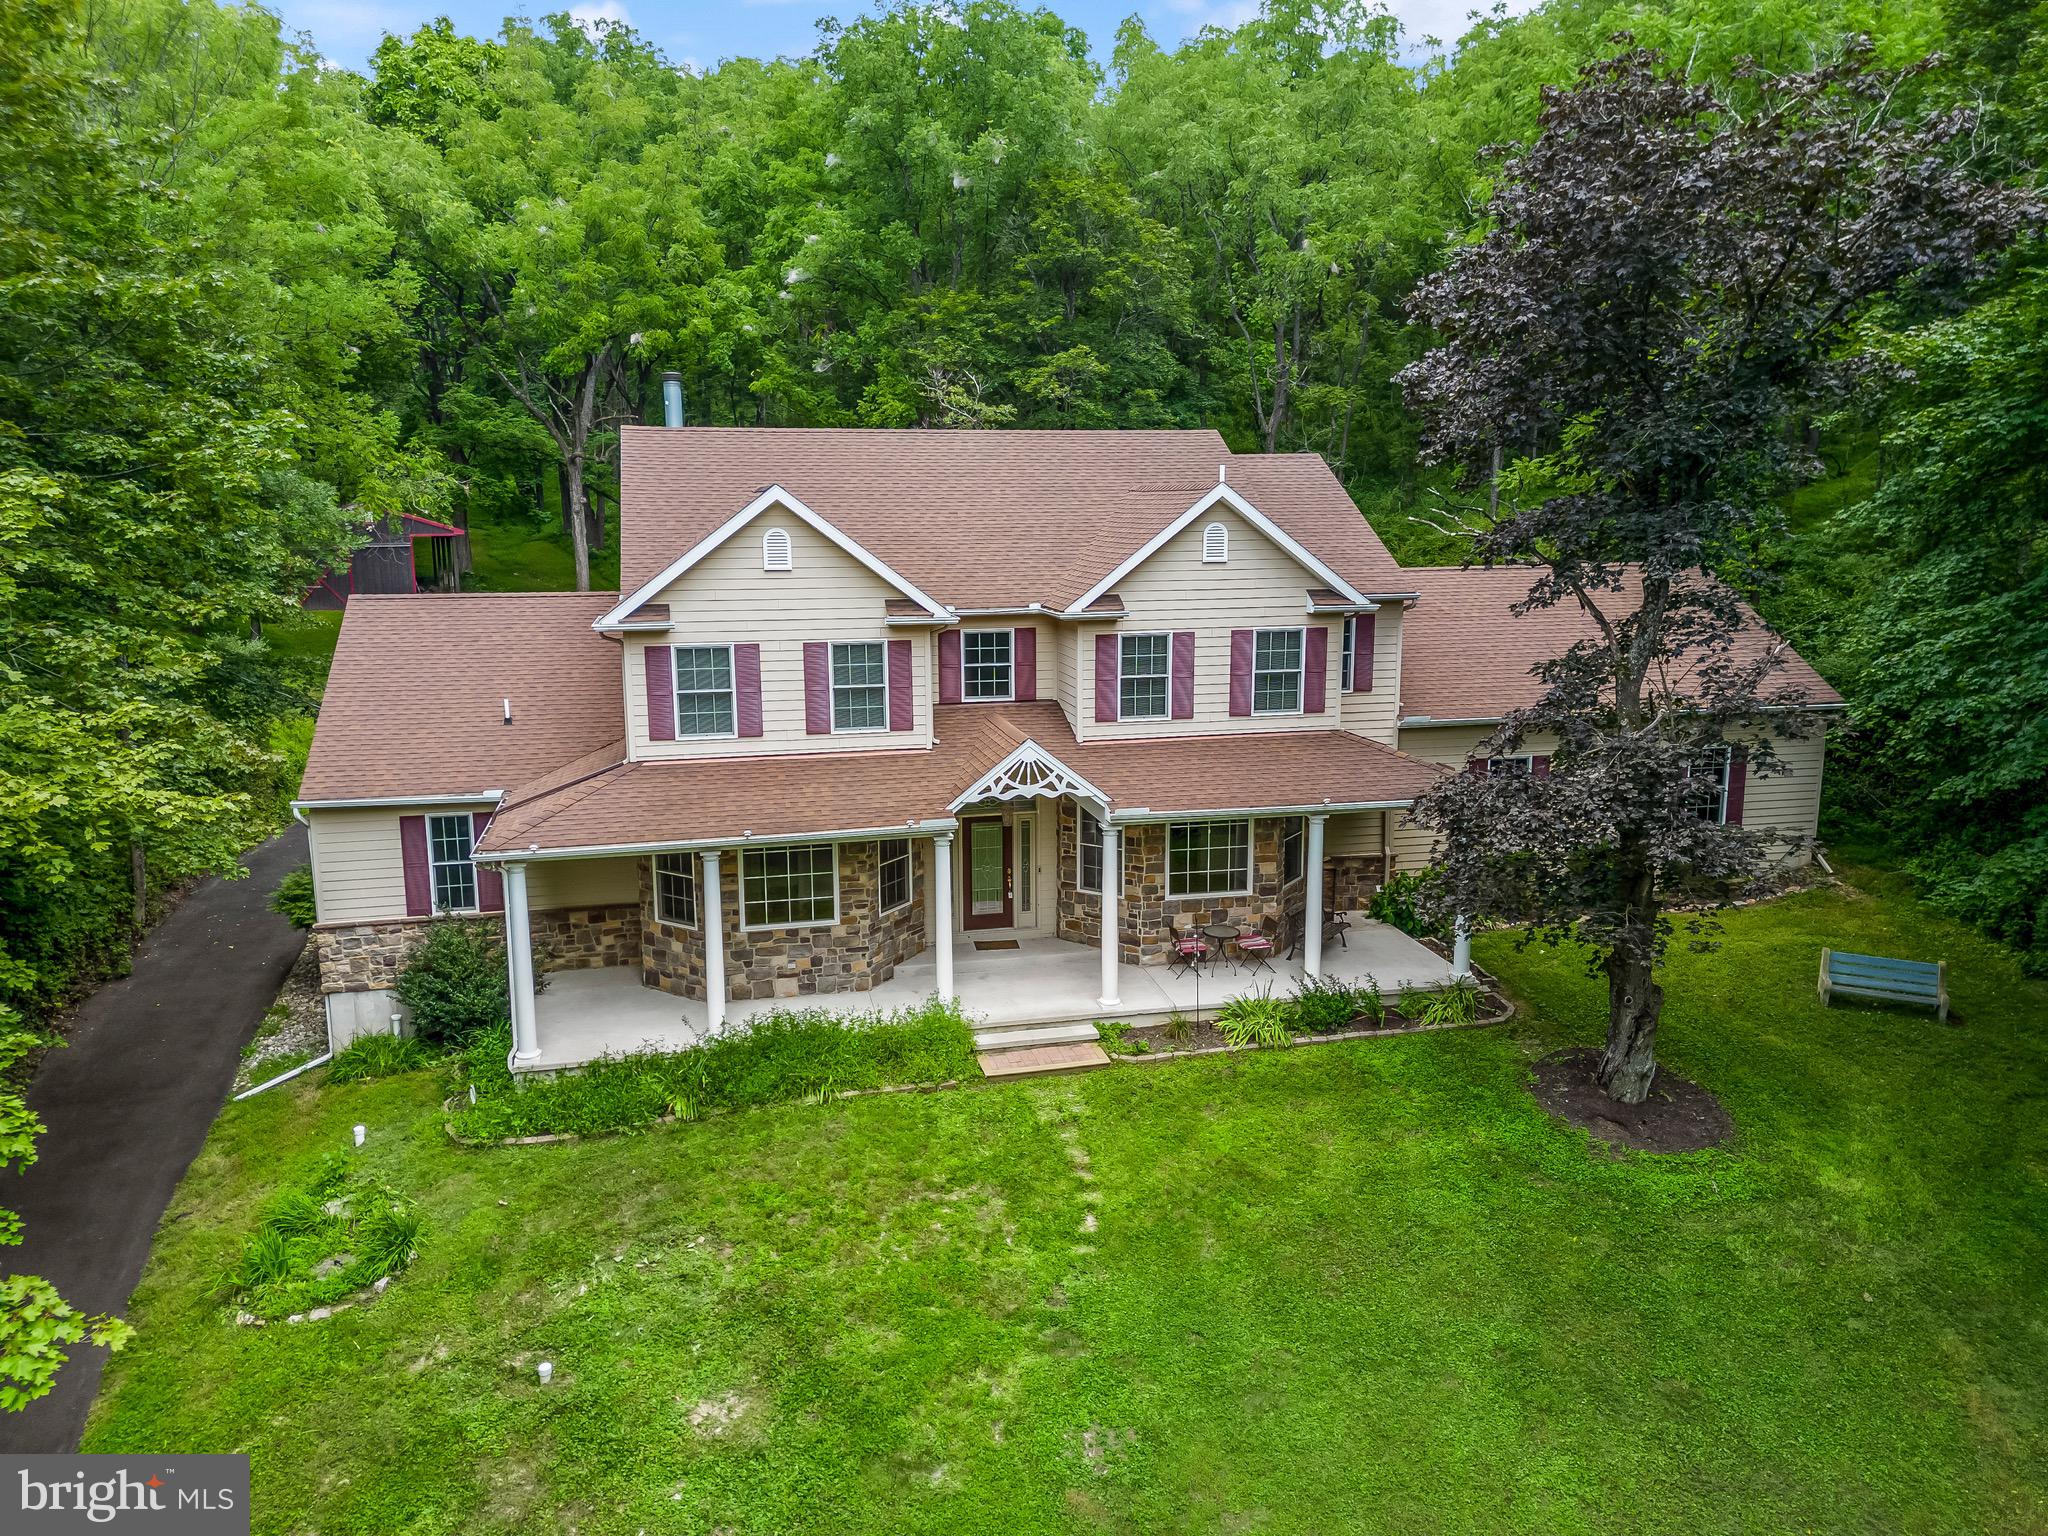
(292, 792, 505, 813)
(232, 1052, 334, 1100)
(472, 817, 963, 864)
(1108, 799, 1413, 825)
(1398, 701, 1848, 729)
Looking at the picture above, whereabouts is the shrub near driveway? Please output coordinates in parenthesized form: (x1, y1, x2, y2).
(450, 999, 978, 1142)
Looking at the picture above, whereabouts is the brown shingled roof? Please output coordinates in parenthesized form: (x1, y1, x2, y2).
(1399, 566, 1843, 723)
(617, 427, 1411, 608)
(476, 701, 1444, 856)
(298, 593, 625, 802)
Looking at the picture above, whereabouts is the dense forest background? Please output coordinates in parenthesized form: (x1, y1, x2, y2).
(2, 0, 2042, 1030)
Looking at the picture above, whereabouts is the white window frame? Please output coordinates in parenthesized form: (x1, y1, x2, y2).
(1118, 631, 1171, 721)
(672, 642, 738, 739)
(740, 843, 840, 931)
(1280, 816, 1304, 886)
(1016, 813, 1034, 916)
(1341, 616, 1355, 691)
(1251, 627, 1306, 716)
(1689, 747, 1732, 824)
(762, 526, 794, 571)
(1202, 521, 1228, 563)
(1167, 819, 1252, 899)
(1487, 754, 1534, 778)
(830, 641, 890, 734)
(427, 812, 480, 914)
(652, 852, 699, 928)
(1076, 808, 1104, 894)
(876, 837, 913, 914)
(961, 628, 1015, 702)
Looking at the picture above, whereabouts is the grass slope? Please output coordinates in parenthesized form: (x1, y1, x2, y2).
(85, 866, 2046, 1533)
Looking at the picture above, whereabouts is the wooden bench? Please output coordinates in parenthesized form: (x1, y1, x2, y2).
(1819, 949, 1949, 1022)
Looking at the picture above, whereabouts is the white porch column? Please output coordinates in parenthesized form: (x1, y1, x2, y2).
(1452, 914, 1472, 980)
(1303, 814, 1328, 979)
(504, 861, 540, 1062)
(932, 832, 955, 1001)
(1097, 820, 1122, 1009)
(701, 848, 727, 1036)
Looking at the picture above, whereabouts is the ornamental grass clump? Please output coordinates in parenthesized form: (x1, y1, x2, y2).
(327, 1033, 437, 1083)
(1215, 987, 1296, 1049)
(450, 999, 978, 1142)
(216, 1156, 423, 1320)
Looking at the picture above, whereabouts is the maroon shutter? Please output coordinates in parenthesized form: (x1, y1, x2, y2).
(472, 812, 503, 911)
(400, 814, 431, 916)
(937, 630, 962, 705)
(1354, 612, 1375, 692)
(1466, 759, 1487, 779)
(1532, 755, 1552, 778)
(1094, 634, 1118, 722)
(804, 642, 831, 734)
(1228, 630, 1254, 717)
(1170, 631, 1195, 719)
(734, 643, 763, 737)
(1014, 627, 1036, 702)
(887, 639, 914, 730)
(1726, 747, 1747, 824)
(644, 645, 675, 742)
(1304, 627, 1328, 714)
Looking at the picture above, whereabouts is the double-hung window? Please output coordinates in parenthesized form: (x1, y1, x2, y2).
(1251, 629, 1304, 714)
(427, 812, 479, 912)
(653, 852, 698, 926)
(1487, 755, 1534, 779)
(962, 630, 1013, 701)
(831, 642, 888, 732)
(674, 645, 736, 737)
(1118, 633, 1170, 721)
(1076, 809, 1104, 894)
(1341, 617, 1356, 691)
(1281, 816, 1304, 885)
(1690, 748, 1732, 824)
(1167, 820, 1251, 898)
(877, 838, 912, 913)
(741, 844, 837, 928)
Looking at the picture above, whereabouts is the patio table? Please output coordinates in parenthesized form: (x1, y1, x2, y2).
(1201, 922, 1241, 971)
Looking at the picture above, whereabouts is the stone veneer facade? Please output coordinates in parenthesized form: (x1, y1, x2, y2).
(316, 904, 640, 995)
(1055, 802, 1305, 965)
(641, 840, 928, 1002)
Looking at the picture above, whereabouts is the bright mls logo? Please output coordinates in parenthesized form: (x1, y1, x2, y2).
(3, 1455, 248, 1533)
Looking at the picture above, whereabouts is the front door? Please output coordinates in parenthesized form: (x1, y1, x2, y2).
(961, 815, 1013, 930)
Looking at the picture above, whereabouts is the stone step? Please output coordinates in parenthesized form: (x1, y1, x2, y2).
(972, 1020, 1102, 1052)
(977, 1042, 1111, 1080)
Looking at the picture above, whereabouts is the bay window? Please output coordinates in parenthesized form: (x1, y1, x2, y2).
(741, 843, 838, 928)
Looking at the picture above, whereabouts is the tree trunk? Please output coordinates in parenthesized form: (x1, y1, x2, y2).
(556, 463, 574, 539)
(563, 456, 592, 592)
(1598, 854, 1663, 1103)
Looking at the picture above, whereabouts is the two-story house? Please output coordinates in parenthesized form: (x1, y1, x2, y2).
(296, 427, 1839, 1069)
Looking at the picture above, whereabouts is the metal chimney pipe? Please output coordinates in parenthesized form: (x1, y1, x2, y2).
(661, 371, 685, 428)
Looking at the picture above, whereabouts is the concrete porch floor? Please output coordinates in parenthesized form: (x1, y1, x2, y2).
(524, 921, 1457, 1072)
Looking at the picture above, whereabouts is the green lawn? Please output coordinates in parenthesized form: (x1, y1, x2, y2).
(84, 865, 2046, 1533)
(465, 499, 621, 594)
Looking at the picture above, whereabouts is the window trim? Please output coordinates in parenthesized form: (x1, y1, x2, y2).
(426, 811, 480, 914)
(1340, 616, 1355, 692)
(1281, 816, 1305, 886)
(1166, 819, 1253, 899)
(739, 842, 841, 932)
(1691, 746, 1732, 825)
(1117, 631, 1172, 722)
(1250, 626, 1306, 717)
(672, 642, 739, 740)
(1076, 808, 1104, 895)
(960, 627, 1016, 703)
(652, 851, 699, 929)
(1487, 754, 1535, 779)
(876, 837, 913, 915)
(829, 640, 891, 734)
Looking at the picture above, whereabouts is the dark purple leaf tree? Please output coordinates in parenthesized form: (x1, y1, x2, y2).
(1398, 39, 2038, 1103)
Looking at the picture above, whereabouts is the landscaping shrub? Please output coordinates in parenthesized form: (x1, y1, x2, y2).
(1369, 869, 1448, 940)
(327, 1033, 437, 1083)
(1215, 988, 1296, 1049)
(394, 919, 516, 1048)
(215, 1156, 422, 1319)
(450, 999, 978, 1141)
(268, 865, 317, 928)
(1291, 974, 1369, 1034)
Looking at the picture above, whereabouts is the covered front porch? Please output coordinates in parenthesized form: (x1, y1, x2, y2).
(522, 921, 1459, 1072)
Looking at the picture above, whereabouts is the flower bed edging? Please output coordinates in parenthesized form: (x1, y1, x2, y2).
(1105, 985, 1515, 1064)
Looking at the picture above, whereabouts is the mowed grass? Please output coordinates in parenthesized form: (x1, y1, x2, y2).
(85, 865, 2047, 1533)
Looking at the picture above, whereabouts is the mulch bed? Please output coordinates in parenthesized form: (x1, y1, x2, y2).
(1529, 1047, 1732, 1153)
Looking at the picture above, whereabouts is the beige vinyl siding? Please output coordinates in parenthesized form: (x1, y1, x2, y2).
(1325, 809, 1385, 858)
(1049, 622, 1078, 732)
(1337, 603, 1403, 746)
(306, 803, 493, 924)
(627, 516, 931, 760)
(1078, 506, 1341, 743)
(527, 856, 640, 910)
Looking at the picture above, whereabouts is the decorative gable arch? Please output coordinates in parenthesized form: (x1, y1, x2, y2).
(949, 739, 1109, 816)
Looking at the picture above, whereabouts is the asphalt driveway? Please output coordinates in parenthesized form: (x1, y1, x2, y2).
(0, 824, 310, 1453)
